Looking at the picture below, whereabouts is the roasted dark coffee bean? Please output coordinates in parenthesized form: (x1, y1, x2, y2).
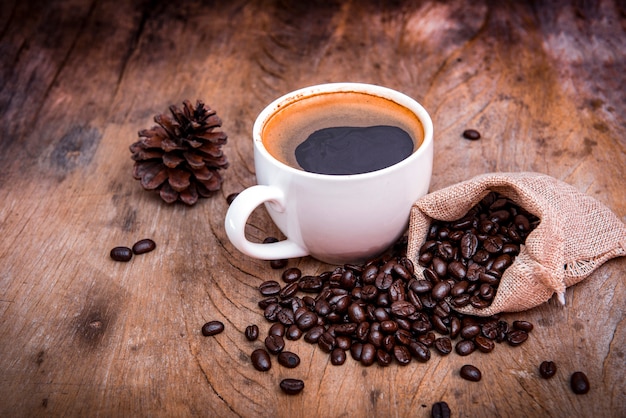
(410, 280, 432, 294)
(431, 281, 451, 301)
(368, 328, 384, 347)
(437, 241, 455, 260)
(380, 320, 399, 334)
(286, 324, 303, 340)
(298, 276, 324, 292)
(330, 348, 347, 365)
(407, 289, 423, 310)
(502, 243, 520, 255)
(395, 329, 413, 346)
(258, 296, 278, 309)
(418, 252, 433, 266)
(279, 282, 299, 299)
(226, 192, 239, 205)
(411, 318, 432, 335)
(388, 279, 406, 301)
(455, 340, 476, 356)
(450, 281, 469, 297)
(470, 295, 490, 309)
(376, 349, 393, 367)
(296, 311, 318, 331)
(461, 232, 479, 259)
(483, 236, 504, 253)
(513, 320, 534, 332)
(462, 129, 481, 140)
(391, 300, 416, 317)
(472, 249, 490, 264)
(451, 294, 471, 308)
(314, 299, 331, 317)
(280, 378, 304, 395)
(375, 273, 393, 290)
(355, 322, 370, 342)
(479, 284, 496, 301)
(408, 341, 431, 363)
(132, 239, 156, 255)
(362, 265, 379, 284)
(432, 257, 447, 277)
(373, 307, 391, 322)
(360, 343, 376, 366)
(418, 332, 436, 347)
(201, 321, 225, 336)
(274, 351, 300, 370)
(270, 259, 288, 269)
(334, 323, 358, 336)
(350, 342, 364, 361)
(110, 246, 132, 262)
(506, 330, 528, 346)
(539, 361, 557, 379)
(448, 260, 467, 280)
(460, 324, 481, 340)
(432, 315, 449, 335)
(251, 348, 271, 371)
(434, 337, 452, 355)
(318, 332, 336, 352)
(481, 321, 498, 340)
(422, 268, 439, 283)
(244, 324, 259, 341)
(382, 335, 395, 352)
(265, 334, 285, 354)
(460, 364, 482, 381)
(570, 371, 590, 394)
(336, 335, 352, 350)
(474, 335, 495, 353)
(304, 325, 325, 343)
(277, 308, 295, 326)
(268, 323, 285, 337)
(393, 345, 412, 365)
(449, 317, 461, 339)
(514, 214, 531, 232)
(491, 254, 512, 272)
(432, 401, 451, 418)
(360, 284, 378, 301)
(259, 280, 282, 296)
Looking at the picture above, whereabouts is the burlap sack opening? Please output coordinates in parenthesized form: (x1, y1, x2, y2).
(407, 172, 626, 316)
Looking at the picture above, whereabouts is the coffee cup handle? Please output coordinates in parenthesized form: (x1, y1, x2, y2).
(224, 185, 309, 260)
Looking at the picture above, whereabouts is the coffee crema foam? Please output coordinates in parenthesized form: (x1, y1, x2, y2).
(262, 91, 425, 171)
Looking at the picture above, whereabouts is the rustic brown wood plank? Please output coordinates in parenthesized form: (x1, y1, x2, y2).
(0, 0, 624, 417)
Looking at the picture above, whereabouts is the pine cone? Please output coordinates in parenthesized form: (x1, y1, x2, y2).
(130, 100, 229, 205)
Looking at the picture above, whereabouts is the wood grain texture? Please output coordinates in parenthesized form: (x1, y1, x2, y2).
(1, 0, 624, 416)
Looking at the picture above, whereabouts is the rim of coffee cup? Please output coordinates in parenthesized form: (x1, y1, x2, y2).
(252, 82, 434, 180)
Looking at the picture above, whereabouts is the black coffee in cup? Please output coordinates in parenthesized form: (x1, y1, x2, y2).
(262, 91, 424, 174)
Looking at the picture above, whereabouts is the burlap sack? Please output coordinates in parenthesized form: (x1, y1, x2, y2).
(407, 172, 626, 316)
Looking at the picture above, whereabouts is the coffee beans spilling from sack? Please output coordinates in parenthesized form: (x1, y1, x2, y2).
(417, 192, 539, 310)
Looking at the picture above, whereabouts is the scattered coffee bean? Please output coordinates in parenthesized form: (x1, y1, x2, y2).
(277, 351, 300, 368)
(201, 321, 224, 337)
(431, 401, 451, 418)
(131, 238, 156, 255)
(226, 192, 239, 205)
(282, 267, 302, 283)
(460, 364, 482, 381)
(331, 348, 347, 365)
(259, 280, 282, 297)
(513, 320, 534, 332)
(455, 340, 476, 356)
(462, 129, 481, 140)
(279, 378, 304, 395)
(506, 330, 528, 346)
(251, 348, 272, 371)
(110, 246, 132, 262)
(539, 361, 557, 379)
(570, 371, 590, 394)
(270, 259, 288, 269)
(244, 324, 259, 341)
(265, 334, 285, 354)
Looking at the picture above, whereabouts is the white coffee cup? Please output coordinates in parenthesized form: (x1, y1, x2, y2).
(225, 83, 433, 264)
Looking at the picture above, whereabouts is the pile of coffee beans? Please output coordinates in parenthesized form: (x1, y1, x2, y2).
(110, 238, 156, 262)
(243, 234, 535, 398)
(417, 192, 540, 310)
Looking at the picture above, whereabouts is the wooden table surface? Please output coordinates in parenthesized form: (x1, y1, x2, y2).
(1, 1, 625, 417)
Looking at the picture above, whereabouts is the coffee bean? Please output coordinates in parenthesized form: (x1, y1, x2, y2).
(110, 246, 132, 262)
(431, 281, 451, 301)
(461, 232, 479, 258)
(268, 323, 285, 337)
(330, 348, 347, 365)
(251, 348, 271, 371)
(506, 330, 528, 346)
(277, 351, 300, 368)
(350, 342, 364, 361)
(201, 321, 225, 336)
(460, 364, 482, 381)
(286, 324, 303, 340)
(279, 378, 304, 395)
(391, 300, 416, 318)
(570, 371, 590, 394)
(318, 332, 336, 352)
(460, 324, 481, 340)
(299, 276, 324, 292)
(279, 282, 299, 299)
(474, 335, 495, 353)
(513, 320, 534, 332)
(259, 280, 282, 296)
(434, 337, 452, 355)
(455, 340, 475, 356)
(258, 297, 278, 310)
(431, 401, 451, 418)
(408, 341, 431, 363)
(281, 267, 302, 283)
(132, 239, 156, 255)
(393, 345, 412, 365)
(360, 343, 376, 366)
(265, 334, 285, 354)
(376, 349, 393, 367)
(539, 361, 557, 379)
(462, 129, 481, 140)
(304, 325, 325, 344)
(244, 324, 259, 341)
(296, 311, 318, 331)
